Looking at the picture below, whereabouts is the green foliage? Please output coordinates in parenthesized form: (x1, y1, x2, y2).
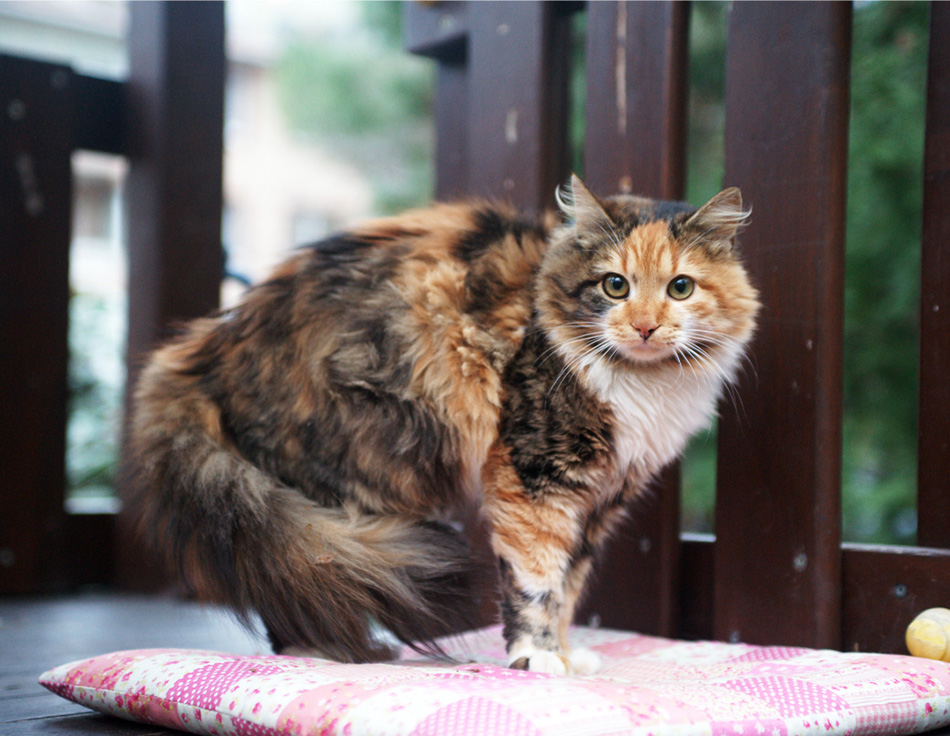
(67, 292, 124, 509)
(685, 1, 728, 209)
(842, 1, 928, 544)
(274, 1, 435, 213)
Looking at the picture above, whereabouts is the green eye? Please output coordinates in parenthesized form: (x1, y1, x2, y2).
(668, 276, 695, 300)
(602, 273, 630, 299)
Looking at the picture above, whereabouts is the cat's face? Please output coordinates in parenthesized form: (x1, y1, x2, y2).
(538, 176, 760, 376)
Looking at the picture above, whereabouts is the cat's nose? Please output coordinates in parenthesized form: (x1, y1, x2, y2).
(634, 323, 659, 341)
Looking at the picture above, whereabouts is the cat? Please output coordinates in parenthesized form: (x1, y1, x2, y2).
(128, 175, 759, 675)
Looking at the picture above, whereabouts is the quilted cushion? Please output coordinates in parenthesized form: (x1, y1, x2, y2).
(39, 625, 950, 736)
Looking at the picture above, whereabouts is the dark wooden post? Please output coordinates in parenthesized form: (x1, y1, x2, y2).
(0, 56, 74, 593)
(917, 1, 950, 549)
(714, 2, 851, 649)
(577, 1, 689, 638)
(408, 1, 573, 210)
(464, 2, 572, 210)
(117, 0, 226, 590)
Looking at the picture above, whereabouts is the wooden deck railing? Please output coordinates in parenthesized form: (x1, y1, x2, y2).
(406, 0, 950, 654)
(1, 1, 947, 657)
(1, 2, 225, 594)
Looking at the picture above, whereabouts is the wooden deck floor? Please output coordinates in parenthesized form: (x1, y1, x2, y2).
(0, 593, 267, 735)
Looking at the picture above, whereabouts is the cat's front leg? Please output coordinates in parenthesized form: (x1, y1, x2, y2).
(485, 454, 600, 675)
(496, 554, 601, 676)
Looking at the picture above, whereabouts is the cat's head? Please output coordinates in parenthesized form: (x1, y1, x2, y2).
(537, 175, 760, 377)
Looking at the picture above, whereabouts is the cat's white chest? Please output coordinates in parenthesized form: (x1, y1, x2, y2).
(584, 362, 721, 480)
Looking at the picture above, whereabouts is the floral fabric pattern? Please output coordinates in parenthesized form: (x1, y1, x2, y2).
(39, 625, 950, 736)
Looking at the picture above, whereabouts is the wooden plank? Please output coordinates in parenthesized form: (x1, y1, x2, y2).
(63, 513, 115, 587)
(8, 714, 176, 736)
(404, 3, 470, 202)
(0, 55, 74, 594)
(675, 537, 950, 653)
(117, 0, 226, 591)
(583, 1, 688, 197)
(917, 1, 950, 549)
(73, 74, 125, 155)
(404, 1, 468, 59)
(843, 543, 950, 654)
(577, 2, 690, 638)
(464, 1, 573, 210)
(715, 2, 851, 649)
(432, 60, 469, 201)
(678, 534, 715, 641)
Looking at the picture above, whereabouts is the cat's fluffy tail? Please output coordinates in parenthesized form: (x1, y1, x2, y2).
(128, 368, 477, 663)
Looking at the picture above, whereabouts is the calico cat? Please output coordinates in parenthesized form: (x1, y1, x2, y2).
(128, 175, 759, 675)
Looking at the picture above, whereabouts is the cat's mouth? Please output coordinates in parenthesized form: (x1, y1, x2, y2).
(615, 338, 678, 364)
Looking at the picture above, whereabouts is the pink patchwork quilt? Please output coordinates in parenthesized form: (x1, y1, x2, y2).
(40, 625, 950, 736)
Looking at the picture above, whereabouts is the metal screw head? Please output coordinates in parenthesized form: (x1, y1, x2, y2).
(893, 583, 908, 598)
(793, 552, 808, 572)
(51, 69, 69, 89)
(7, 99, 26, 121)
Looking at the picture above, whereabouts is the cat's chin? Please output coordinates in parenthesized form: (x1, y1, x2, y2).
(617, 341, 677, 365)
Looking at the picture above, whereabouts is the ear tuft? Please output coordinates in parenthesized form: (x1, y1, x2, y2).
(556, 174, 613, 230)
(684, 187, 750, 251)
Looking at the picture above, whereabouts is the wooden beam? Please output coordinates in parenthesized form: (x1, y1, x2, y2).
(577, 1, 690, 638)
(463, 1, 572, 210)
(917, 1, 950, 549)
(404, 1, 468, 60)
(583, 1, 688, 198)
(842, 543, 950, 654)
(679, 536, 950, 654)
(715, 2, 851, 649)
(117, 0, 226, 591)
(73, 74, 125, 155)
(0, 55, 74, 593)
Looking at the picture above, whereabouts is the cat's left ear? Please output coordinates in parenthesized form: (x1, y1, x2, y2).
(556, 174, 613, 232)
(683, 187, 750, 254)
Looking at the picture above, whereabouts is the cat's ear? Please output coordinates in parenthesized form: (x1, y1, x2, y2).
(556, 174, 613, 232)
(684, 187, 750, 254)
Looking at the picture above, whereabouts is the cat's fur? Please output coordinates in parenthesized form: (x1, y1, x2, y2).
(128, 175, 759, 674)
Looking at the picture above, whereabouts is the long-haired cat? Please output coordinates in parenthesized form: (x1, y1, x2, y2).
(129, 175, 759, 675)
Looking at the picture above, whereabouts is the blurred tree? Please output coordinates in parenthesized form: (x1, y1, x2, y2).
(841, 1, 927, 544)
(275, 1, 434, 213)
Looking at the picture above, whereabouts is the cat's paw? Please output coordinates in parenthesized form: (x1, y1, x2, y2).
(567, 647, 602, 675)
(508, 648, 568, 676)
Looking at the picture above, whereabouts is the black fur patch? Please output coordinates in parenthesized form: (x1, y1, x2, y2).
(499, 328, 611, 497)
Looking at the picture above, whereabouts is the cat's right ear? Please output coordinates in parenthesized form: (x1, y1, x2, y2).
(683, 187, 750, 254)
(556, 174, 613, 232)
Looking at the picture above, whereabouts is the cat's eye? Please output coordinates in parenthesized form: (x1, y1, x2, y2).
(602, 273, 630, 299)
(667, 276, 695, 300)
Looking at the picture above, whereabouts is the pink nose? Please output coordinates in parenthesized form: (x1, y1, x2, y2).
(634, 323, 658, 340)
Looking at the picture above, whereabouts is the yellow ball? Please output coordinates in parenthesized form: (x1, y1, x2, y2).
(906, 608, 950, 662)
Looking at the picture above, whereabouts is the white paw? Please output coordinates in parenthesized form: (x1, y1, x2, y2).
(567, 648, 602, 675)
(508, 648, 568, 676)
